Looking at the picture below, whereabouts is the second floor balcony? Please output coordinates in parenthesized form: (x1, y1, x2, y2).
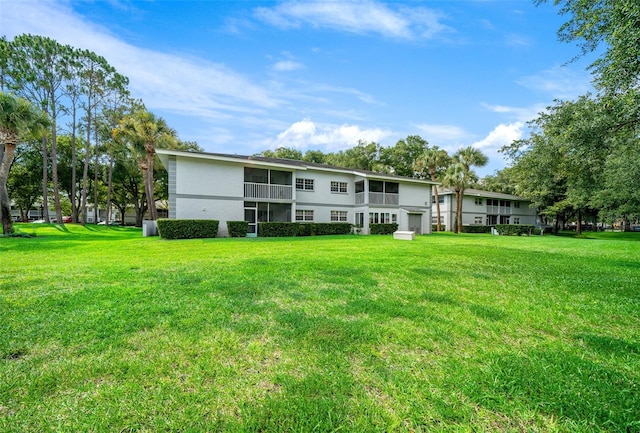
(244, 182, 293, 200)
(356, 191, 399, 205)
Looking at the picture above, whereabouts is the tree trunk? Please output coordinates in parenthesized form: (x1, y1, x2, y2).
(145, 148, 158, 221)
(452, 190, 460, 233)
(456, 188, 464, 233)
(93, 142, 100, 223)
(105, 152, 115, 224)
(0, 141, 17, 234)
(433, 186, 442, 232)
(576, 209, 582, 235)
(41, 136, 50, 223)
(49, 103, 63, 224)
(70, 107, 78, 223)
(80, 139, 91, 224)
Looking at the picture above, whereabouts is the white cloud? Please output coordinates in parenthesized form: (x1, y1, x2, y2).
(254, 1, 451, 40)
(482, 103, 546, 123)
(272, 60, 305, 72)
(2, 0, 280, 120)
(271, 118, 392, 151)
(505, 33, 531, 47)
(472, 122, 524, 157)
(517, 65, 594, 100)
(415, 123, 470, 145)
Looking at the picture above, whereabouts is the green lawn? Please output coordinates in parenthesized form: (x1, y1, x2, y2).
(1, 225, 639, 432)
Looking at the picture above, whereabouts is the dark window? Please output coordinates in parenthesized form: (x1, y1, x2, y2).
(369, 180, 384, 192)
(270, 170, 292, 185)
(385, 182, 399, 194)
(244, 167, 268, 183)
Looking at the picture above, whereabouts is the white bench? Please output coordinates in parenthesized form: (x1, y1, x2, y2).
(393, 230, 415, 240)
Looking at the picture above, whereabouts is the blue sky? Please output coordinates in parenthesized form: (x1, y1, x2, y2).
(1, 0, 595, 176)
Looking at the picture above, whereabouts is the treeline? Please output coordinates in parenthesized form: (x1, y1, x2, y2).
(257, 137, 489, 233)
(0, 34, 199, 234)
(490, 0, 640, 233)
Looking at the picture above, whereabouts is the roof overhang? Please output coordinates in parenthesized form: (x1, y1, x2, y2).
(156, 148, 438, 186)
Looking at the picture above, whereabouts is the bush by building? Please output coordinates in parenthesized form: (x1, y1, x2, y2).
(157, 219, 219, 240)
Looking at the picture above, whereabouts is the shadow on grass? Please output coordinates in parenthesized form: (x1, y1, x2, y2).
(458, 348, 640, 431)
(556, 231, 640, 242)
(576, 333, 640, 356)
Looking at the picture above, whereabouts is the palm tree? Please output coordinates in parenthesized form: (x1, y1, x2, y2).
(0, 93, 48, 234)
(414, 147, 451, 232)
(115, 109, 176, 221)
(443, 146, 488, 233)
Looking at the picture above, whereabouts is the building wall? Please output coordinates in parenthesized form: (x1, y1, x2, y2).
(432, 192, 537, 231)
(296, 169, 354, 207)
(165, 152, 435, 237)
(174, 156, 245, 236)
(399, 183, 430, 208)
(176, 157, 244, 197)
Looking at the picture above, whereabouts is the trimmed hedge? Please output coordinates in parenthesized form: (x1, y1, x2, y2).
(227, 221, 249, 237)
(258, 222, 300, 237)
(494, 224, 536, 236)
(259, 222, 353, 237)
(157, 219, 219, 240)
(299, 223, 352, 236)
(370, 223, 399, 235)
(432, 225, 447, 232)
(462, 225, 491, 234)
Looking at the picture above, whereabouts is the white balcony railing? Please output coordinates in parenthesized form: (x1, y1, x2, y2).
(487, 205, 511, 215)
(244, 183, 292, 200)
(369, 192, 399, 205)
(355, 192, 365, 205)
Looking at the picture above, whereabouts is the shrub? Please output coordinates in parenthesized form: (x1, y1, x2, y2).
(259, 222, 300, 237)
(226, 221, 248, 238)
(297, 223, 313, 237)
(494, 224, 536, 236)
(261, 222, 353, 237)
(370, 223, 398, 235)
(157, 219, 219, 240)
(462, 225, 491, 234)
(432, 225, 447, 232)
(308, 223, 352, 236)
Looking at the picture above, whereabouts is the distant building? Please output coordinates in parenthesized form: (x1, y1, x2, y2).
(432, 188, 538, 231)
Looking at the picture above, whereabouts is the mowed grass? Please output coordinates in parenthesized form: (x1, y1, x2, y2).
(1, 225, 639, 432)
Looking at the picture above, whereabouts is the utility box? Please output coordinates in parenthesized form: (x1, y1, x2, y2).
(142, 220, 158, 237)
(393, 230, 415, 241)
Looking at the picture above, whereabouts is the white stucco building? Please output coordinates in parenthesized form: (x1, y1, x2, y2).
(157, 149, 437, 237)
(432, 188, 538, 231)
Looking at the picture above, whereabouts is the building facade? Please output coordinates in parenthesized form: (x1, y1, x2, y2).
(432, 188, 538, 231)
(157, 149, 436, 237)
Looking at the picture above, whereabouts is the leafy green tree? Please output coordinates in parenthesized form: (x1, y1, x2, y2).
(503, 95, 614, 233)
(258, 147, 304, 160)
(4, 35, 72, 222)
(78, 49, 125, 224)
(115, 109, 177, 221)
(324, 140, 382, 171)
(538, 0, 640, 92)
(381, 135, 430, 177)
(7, 142, 42, 221)
(414, 146, 451, 232)
(443, 146, 488, 233)
(110, 155, 145, 226)
(478, 167, 519, 195)
(302, 149, 326, 164)
(0, 93, 48, 234)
